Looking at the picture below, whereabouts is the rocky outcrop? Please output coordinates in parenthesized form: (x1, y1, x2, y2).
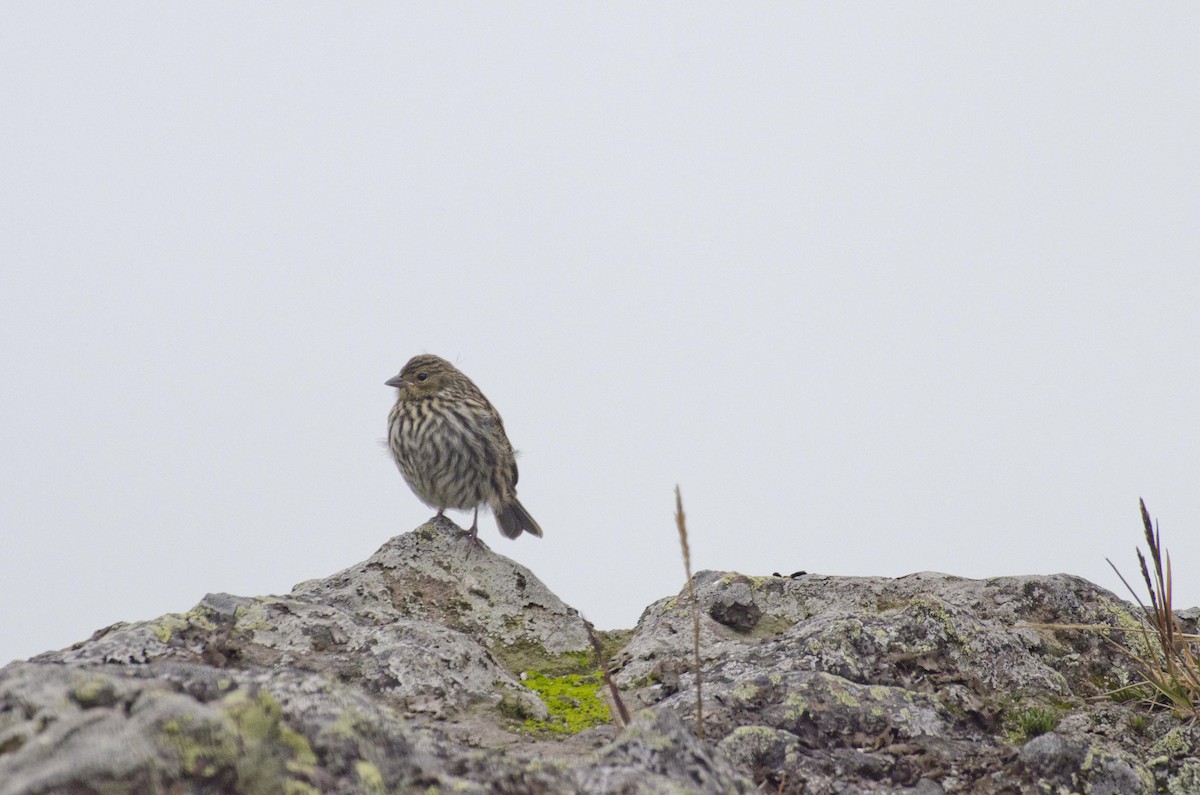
(616, 570, 1199, 793)
(1, 517, 1196, 793)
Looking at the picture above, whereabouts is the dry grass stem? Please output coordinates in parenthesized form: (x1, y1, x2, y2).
(584, 620, 630, 729)
(1098, 499, 1200, 717)
(1021, 622, 1200, 642)
(675, 485, 704, 740)
(1032, 500, 1200, 718)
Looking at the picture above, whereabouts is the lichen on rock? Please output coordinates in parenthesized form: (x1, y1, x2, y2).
(2, 522, 1198, 793)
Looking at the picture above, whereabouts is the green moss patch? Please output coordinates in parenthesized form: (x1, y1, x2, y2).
(520, 672, 611, 735)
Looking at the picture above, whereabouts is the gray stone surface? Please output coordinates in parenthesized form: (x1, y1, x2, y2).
(1, 517, 1197, 793)
(614, 569, 1193, 792)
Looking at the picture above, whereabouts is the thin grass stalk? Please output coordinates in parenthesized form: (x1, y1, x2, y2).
(1022, 622, 1200, 642)
(584, 620, 630, 729)
(675, 485, 704, 740)
(1101, 499, 1200, 718)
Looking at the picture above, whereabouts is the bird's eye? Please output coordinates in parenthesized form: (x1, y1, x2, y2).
(416, 372, 427, 382)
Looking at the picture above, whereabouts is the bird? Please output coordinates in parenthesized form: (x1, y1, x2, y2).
(385, 354, 543, 540)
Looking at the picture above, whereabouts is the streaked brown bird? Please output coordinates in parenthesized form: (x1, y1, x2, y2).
(386, 354, 543, 540)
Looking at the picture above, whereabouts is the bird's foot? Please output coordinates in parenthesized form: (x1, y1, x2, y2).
(461, 509, 486, 551)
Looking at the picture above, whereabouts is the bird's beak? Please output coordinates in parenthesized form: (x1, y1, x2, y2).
(385, 374, 404, 388)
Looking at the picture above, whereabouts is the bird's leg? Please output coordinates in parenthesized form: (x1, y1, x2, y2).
(468, 507, 480, 541)
(459, 507, 485, 555)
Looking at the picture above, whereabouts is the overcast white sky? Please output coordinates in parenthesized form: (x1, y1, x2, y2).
(2, 4, 1198, 665)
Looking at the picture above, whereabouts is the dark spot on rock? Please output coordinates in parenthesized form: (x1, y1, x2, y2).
(708, 580, 762, 631)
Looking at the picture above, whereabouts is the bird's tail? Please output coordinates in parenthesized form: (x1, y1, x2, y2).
(495, 498, 543, 539)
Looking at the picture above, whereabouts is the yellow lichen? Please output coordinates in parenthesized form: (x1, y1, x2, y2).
(149, 606, 218, 644)
(158, 689, 317, 791)
(354, 760, 385, 794)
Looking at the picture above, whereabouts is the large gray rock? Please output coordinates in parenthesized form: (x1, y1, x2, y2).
(615, 569, 1194, 793)
(1, 518, 1196, 793)
(0, 519, 755, 794)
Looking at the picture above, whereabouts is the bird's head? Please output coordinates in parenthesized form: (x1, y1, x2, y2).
(386, 354, 460, 397)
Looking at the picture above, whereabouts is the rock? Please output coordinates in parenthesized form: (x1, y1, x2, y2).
(707, 575, 763, 631)
(1018, 732, 1148, 795)
(577, 709, 756, 794)
(1, 519, 1198, 793)
(614, 569, 1193, 792)
(289, 518, 592, 667)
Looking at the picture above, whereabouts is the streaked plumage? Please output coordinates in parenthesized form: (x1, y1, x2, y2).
(385, 354, 542, 540)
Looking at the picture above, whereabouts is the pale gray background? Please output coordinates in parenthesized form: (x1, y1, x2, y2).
(2, 4, 1198, 666)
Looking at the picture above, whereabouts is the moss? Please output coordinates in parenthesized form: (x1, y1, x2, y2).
(519, 672, 610, 734)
